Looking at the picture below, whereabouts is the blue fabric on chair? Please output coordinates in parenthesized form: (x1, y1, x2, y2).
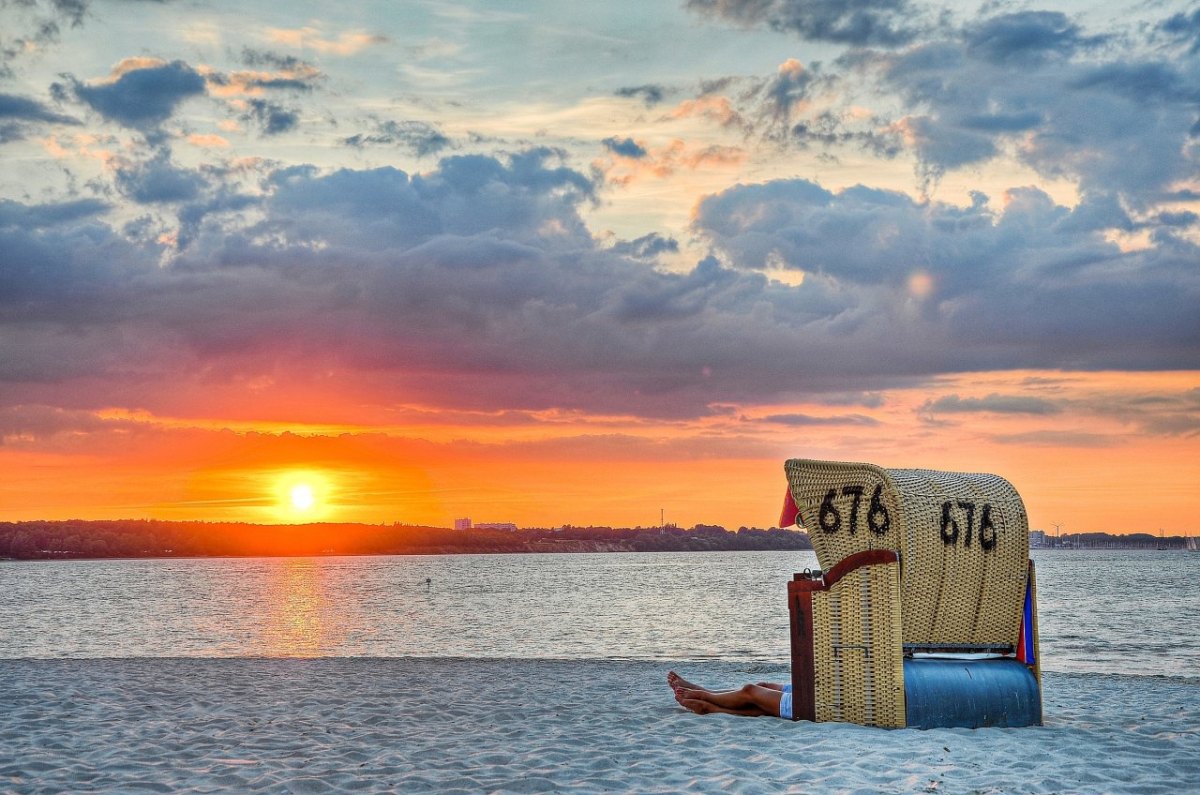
(903, 658, 1042, 729)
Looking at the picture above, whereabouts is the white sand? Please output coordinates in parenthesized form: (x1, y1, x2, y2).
(0, 659, 1196, 794)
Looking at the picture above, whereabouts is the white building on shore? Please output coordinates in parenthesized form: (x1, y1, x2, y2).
(475, 522, 518, 532)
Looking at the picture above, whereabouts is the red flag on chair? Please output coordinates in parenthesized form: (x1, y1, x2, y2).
(780, 487, 800, 528)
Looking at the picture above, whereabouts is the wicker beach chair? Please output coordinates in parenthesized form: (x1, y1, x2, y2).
(781, 459, 1042, 729)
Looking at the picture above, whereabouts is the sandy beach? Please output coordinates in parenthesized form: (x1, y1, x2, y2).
(1, 658, 1196, 794)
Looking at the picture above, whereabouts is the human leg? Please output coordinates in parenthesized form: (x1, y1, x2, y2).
(673, 683, 784, 718)
(668, 671, 784, 694)
(675, 691, 771, 716)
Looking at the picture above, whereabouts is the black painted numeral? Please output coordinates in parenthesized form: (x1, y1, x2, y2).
(867, 485, 890, 536)
(818, 485, 891, 537)
(980, 504, 997, 550)
(958, 501, 977, 547)
(941, 501, 1000, 551)
(940, 501, 959, 545)
(819, 489, 841, 533)
(842, 486, 863, 535)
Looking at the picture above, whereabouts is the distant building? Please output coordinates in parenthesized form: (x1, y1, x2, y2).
(454, 517, 472, 531)
(475, 522, 518, 532)
(1029, 530, 1047, 548)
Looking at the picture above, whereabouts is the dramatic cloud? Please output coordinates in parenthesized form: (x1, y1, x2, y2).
(609, 232, 678, 260)
(0, 92, 77, 124)
(63, 58, 206, 130)
(615, 84, 666, 106)
(0, 153, 811, 415)
(113, 151, 208, 204)
(239, 48, 314, 72)
(205, 62, 323, 96)
(685, 0, 923, 47)
(963, 11, 1105, 65)
(601, 136, 647, 159)
(342, 119, 451, 157)
(788, 109, 901, 157)
(757, 412, 880, 426)
(240, 98, 298, 135)
(693, 178, 1200, 371)
(844, 10, 1200, 201)
(672, 8, 1197, 204)
(1076, 386, 1200, 437)
(924, 394, 1063, 415)
(0, 197, 109, 227)
(0, 91, 78, 141)
(1158, 8, 1200, 54)
(757, 58, 817, 129)
(4, 145, 1197, 425)
(258, 148, 597, 248)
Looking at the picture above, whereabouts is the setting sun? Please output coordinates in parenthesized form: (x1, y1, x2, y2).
(274, 472, 333, 522)
(291, 484, 315, 512)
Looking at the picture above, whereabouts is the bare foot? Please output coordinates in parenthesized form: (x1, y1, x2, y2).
(675, 692, 713, 714)
(667, 671, 701, 693)
(674, 687, 766, 717)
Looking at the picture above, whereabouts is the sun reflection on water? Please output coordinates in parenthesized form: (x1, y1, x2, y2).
(264, 559, 329, 657)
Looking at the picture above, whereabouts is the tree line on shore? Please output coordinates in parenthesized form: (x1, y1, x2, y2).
(2, 521, 1181, 561)
(0, 520, 813, 560)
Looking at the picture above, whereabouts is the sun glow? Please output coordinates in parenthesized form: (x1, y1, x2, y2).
(291, 484, 315, 511)
(274, 471, 333, 521)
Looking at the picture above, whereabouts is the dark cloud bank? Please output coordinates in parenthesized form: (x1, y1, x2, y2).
(1, 146, 1197, 420)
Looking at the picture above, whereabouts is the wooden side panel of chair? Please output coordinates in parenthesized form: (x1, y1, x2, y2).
(787, 575, 817, 723)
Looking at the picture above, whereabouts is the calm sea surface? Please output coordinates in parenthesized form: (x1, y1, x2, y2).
(1, 550, 1195, 678)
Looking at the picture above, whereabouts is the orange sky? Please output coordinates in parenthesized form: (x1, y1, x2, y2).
(2, 370, 1195, 536)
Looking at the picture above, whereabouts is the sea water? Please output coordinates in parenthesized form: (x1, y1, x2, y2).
(0, 550, 1195, 678)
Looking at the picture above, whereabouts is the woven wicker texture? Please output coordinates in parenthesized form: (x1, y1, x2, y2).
(786, 459, 1029, 649)
(811, 558, 906, 728)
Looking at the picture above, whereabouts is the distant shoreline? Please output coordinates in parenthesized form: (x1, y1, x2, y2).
(0, 519, 814, 561)
(2, 519, 1191, 562)
(0, 547, 812, 563)
(2, 548, 1189, 565)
